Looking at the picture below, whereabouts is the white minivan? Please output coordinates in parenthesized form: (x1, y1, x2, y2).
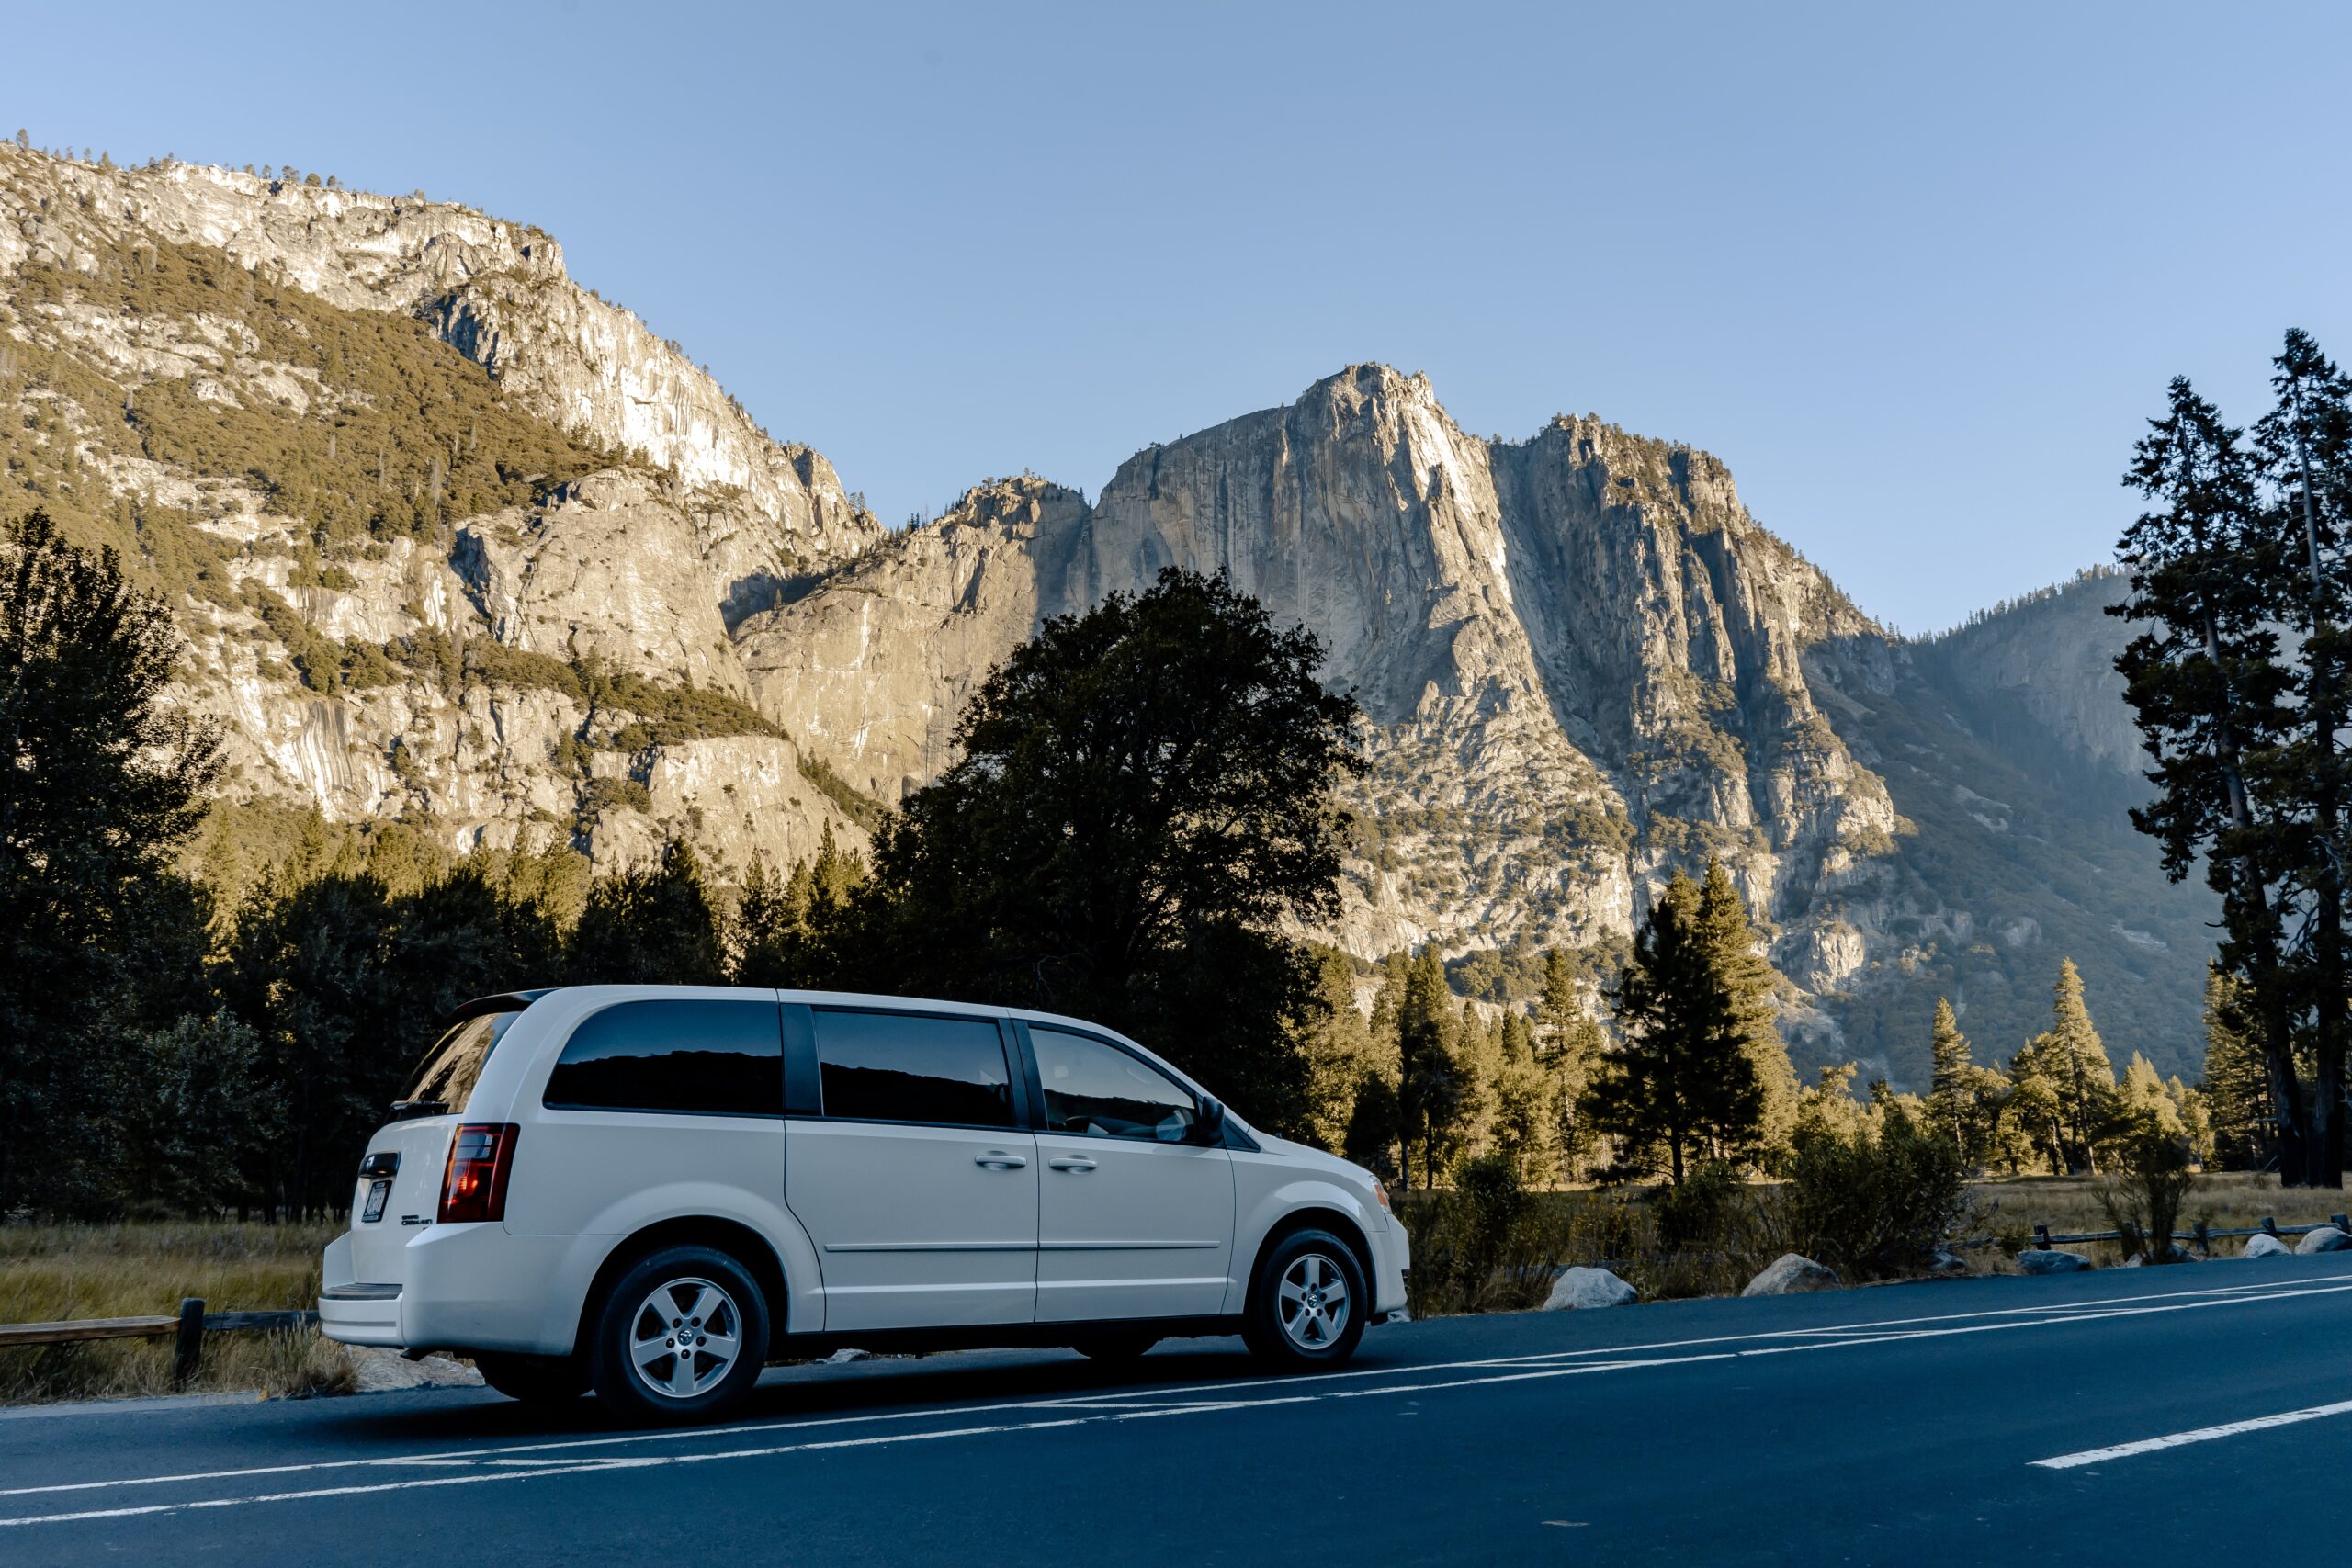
(320, 987, 1408, 1423)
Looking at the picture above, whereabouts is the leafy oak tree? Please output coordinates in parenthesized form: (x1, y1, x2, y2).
(836, 569, 1365, 1134)
(0, 510, 222, 1215)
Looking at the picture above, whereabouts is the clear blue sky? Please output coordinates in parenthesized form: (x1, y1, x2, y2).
(12, 2, 2347, 631)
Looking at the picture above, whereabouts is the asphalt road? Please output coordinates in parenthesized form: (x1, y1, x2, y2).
(6, 1256, 2351, 1566)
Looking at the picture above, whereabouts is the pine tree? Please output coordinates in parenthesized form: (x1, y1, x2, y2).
(2256, 329, 2352, 1184)
(1535, 948, 1602, 1181)
(1488, 1010, 1558, 1183)
(2201, 964, 2275, 1170)
(1693, 862, 1798, 1164)
(2112, 376, 2309, 1180)
(1583, 865, 1770, 1184)
(2016, 959, 2118, 1173)
(1396, 947, 1472, 1187)
(566, 839, 725, 986)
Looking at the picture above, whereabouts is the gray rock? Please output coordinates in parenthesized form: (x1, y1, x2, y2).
(345, 1347, 484, 1393)
(1742, 1254, 1840, 1297)
(1544, 1266, 1638, 1311)
(1928, 1246, 1969, 1275)
(2295, 1225, 2352, 1255)
(2017, 1248, 2094, 1275)
(2243, 1232, 2292, 1258)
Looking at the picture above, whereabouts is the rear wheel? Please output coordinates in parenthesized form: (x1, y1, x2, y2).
(473, 1350, 587, 1404)
(1243, 1228, 1366, 1370)
(588, 1245, 770, 1425)
(1069, 1333, 1159, 1364)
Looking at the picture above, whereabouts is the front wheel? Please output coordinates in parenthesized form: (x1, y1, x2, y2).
(588, 1246, 771, 1425)
(1243, 1229, 1367, 1370)
(473, 1350, 588, 1404)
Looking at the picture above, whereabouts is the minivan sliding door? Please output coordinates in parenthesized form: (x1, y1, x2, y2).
(782, 1007, 1038, 1332)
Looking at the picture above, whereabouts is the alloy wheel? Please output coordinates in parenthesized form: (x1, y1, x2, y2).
(627, 1277, 743, 1400)
(1277, 1250, 1351, 1350)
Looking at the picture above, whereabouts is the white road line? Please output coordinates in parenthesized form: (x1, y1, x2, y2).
(8, 1268, 2347, 1509)
(11, 1279, 2352, 1530)
(2032, 1399, 2352, 1470)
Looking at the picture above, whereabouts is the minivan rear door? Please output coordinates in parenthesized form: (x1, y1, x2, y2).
(348, 1006, 531, 1282)
(783, 1006, 1037, 1332)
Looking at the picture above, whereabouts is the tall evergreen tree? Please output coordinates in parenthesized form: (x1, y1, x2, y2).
(2010, 959, 2118, 1174)
(2201, 964, 2276, 1171)
(2255, 329, 2352, 1184)
(1926, 998, 1972, 1140)
(1693, 862, 1799, 1158)
(1583, 864, 1770, 1184)
(1488, 1010, 1558, 1183)
(2112, 378, 2310, 1181)
(1395, 947, 1473, 1188)
(567, 839, 726, 986)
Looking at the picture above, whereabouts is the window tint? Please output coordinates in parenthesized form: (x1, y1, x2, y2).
(812, 1010, 1013, 1128)
(402, 1010, 525, 1111)
(543, 1000, 783, 1115)
(1031, 1028, 1197, 1142)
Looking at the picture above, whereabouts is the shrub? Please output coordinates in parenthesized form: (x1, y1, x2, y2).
(2097, 1129, 2200, 1263)
(1777, 1102, 1971, 1279)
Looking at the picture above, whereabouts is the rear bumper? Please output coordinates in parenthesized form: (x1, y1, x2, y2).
(318, 1282, 404, 1347)
(319, 1224, 591, 1355)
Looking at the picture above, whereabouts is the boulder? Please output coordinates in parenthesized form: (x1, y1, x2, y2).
(2295, 1226, 2352, 1255)
(345, 1347, 484, 1393)
(2017, 1248, 2094, 1275)
(1544, 1266, 1637, 1311)
(1928, 1246, 1969, 1275)
(2243, 1232, 2292, 1258)
(1742, 1254, 1840, 1297)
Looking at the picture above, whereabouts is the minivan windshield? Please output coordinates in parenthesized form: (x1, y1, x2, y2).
(398, 1010, 525, 1115)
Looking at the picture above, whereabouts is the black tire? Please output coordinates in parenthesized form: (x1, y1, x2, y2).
(1069, 1333, 1159, 1363)
(473, 1350, 589, 1404)
(1242, 1227, 1367, 1370)
(588, 1245, 771, 1425)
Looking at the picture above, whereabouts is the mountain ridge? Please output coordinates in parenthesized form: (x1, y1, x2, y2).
(0, 146, 2214, 1084)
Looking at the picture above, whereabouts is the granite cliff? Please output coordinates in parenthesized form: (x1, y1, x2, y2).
(0, 145, 2211, 1082)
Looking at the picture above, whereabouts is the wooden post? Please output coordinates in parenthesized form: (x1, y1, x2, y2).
(172, 1297, 206, 1385)
(2194, 1220, 2211, 1258)
(2033, 1224, 2052, 1251)
(2261, 1215, 2280, 1237)
(2332, 1214, 2348, 1232)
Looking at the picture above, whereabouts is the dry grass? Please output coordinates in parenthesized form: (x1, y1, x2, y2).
(1398, 1171, 2352, 1314)
(0, 1221, 356, 1404)
(1966, 1171, 2350, 1268)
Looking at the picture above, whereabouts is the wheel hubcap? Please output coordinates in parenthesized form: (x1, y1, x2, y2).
(1276, 1252, 1351, 1349)
(628, 1277, 741, 1400)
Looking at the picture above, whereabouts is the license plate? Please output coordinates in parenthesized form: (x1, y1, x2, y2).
(362, 1179, 391, 1223)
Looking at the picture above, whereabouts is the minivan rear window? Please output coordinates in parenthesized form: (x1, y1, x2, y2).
(543, 999, 785, 1116)
(401, 1010, 525, 1113)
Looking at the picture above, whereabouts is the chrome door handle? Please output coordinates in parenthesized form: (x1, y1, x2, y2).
(974, 1152, 1028, 1169)
(1048, 1156, 1099, 1172)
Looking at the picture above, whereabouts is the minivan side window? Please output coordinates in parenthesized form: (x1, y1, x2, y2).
(543, 999, 784, 1116)
(811, 1010, 1013, 1128)
(1030, 1028, 1197, 1142)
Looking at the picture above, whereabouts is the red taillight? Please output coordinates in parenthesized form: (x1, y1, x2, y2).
(438, 1122, 519, 1224)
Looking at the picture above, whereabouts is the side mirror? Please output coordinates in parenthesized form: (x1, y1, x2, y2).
(1190, 1098, 1227, 1145)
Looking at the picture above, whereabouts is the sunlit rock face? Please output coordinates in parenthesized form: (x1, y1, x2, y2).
(2, 145, 2212, 1081)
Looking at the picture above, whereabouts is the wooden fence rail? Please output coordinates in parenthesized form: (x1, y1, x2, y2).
(0, 1298, 319, 1382)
